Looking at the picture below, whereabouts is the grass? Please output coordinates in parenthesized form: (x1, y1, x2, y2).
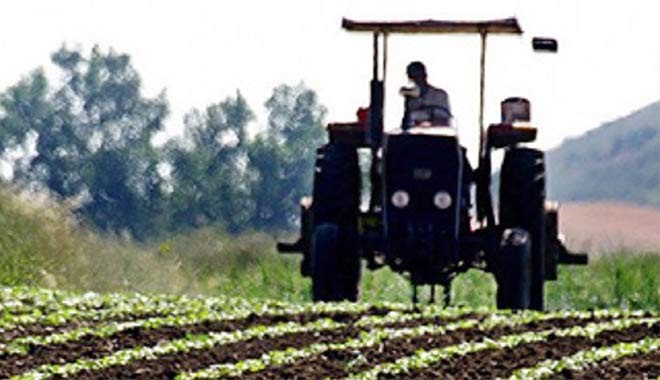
(215, 253, 659, 311)
(546, 252, 659, 310)
(0, 186, 657, 311)
(0, 187, 193, 294)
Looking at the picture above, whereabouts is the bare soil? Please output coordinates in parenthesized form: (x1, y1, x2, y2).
(1, 309, 656, 380)
(0, 311, 169, 343)
(58, 314, 479, 379)
(559, 202, 660, 253)
(0, 307, 393, 378)
(239, 315, 615, 380)
(407, 322, 659, 379)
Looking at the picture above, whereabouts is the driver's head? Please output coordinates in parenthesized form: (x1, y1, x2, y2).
(406, 61, 427, 85)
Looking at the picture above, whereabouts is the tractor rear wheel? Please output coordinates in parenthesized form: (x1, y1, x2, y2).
(312, 143, 361, 225)
(495, 228, 532, 310)
(311, 223, 361, 302)
(499, 147, 547, 310)
(310, 142, 361, 302)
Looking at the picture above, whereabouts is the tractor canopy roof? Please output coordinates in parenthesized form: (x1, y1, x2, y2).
(342, 17, 522, 35)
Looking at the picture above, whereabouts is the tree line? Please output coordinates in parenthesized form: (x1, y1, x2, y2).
(0, 46, 326, 239)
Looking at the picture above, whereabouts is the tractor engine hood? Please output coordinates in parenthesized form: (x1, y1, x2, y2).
(382, 131, 464, 282)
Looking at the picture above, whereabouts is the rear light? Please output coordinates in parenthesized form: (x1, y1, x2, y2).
(357, 107, 369, 128)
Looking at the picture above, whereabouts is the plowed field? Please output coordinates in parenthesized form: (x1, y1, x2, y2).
(0, 287, 658, 379)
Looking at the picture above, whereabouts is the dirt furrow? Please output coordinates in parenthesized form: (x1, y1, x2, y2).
(62, 314, 476, 379)
(238, 315, 608, 380)
(0, 311, 168, 343)
(551, 350, 660, 380)
(0, 307, 392, 378)
(405, 322, 660, 379)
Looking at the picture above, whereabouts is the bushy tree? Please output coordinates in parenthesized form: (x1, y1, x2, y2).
(166, 92, 255, 232)
(247, 83, 326, 230)
(0, 46, 170, 239)
(167, 84, 326, 233)
(0, 69, 52, 180)
(0, 44, 328, 237)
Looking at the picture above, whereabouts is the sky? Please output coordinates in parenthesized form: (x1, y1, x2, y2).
(0, 0, 658, 155)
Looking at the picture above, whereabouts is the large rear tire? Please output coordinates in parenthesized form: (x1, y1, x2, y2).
(495, 228, 532, 310)
(312, 143, 361, 225)
(311, 223, 360, 302)
(499, 148, 547, 310)
(310, 142, 361, 302)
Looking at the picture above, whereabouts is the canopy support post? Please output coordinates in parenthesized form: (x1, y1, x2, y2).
(382, 33, 388, 127)
(478, 31, 487, 160)
(372, 32, 379, 80)
(476, 31, 495, 228)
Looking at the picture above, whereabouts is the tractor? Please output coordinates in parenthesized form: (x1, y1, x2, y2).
(278, 17, 587, 310)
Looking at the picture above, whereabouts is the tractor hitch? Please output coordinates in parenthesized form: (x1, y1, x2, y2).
(276, 239, 303, 254)
(558, 248, 588, 265)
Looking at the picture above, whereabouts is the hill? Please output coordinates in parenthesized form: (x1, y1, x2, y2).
(546, 101, 660, 207)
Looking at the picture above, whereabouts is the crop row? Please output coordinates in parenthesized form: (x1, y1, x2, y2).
(172, 312, 653, 380)
(0, 287, 186, 315)
(0, 288, 224, 332)
(0, 287, 79, 315)
(0, 286, 410, 317)
(3, 300, 645, 358)
(4, 308, 629, 379)
(1, 296, 220, 333)
(0, 301, 481, 357)
(345, 317, 657, 380)
(2, 287, 657, 379)
(0, 286, 421, 341)
(5, 286, 655, 322)
(0, 304, 492, 378)
(507, 336, 660, 380)
(176, 314, 500, 379)
(2, 286, 654, 329)
(10, 308, 449, 379)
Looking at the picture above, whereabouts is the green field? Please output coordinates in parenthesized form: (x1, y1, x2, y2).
(0, 286, 656, 379)
(0, 188, 657, 311)
(0, 187, 659, 377)
(202, 249, 660, 310)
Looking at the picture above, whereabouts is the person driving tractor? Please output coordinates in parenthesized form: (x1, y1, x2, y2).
(400, 61, 452, 130)
(400, 61, 472, 221)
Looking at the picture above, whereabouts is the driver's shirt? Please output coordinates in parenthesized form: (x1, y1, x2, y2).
(404, 84, 451, 128)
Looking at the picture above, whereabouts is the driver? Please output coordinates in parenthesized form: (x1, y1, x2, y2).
(400, 61, 451, 130)
(401, 62, 472, 215)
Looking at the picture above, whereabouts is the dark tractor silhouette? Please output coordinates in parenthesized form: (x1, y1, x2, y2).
(278, 18, 587, 310)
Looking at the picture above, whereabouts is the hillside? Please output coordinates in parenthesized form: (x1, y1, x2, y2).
(546, 101, 660, 207)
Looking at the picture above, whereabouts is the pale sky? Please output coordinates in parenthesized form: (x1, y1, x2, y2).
(1, 0, 658, 156)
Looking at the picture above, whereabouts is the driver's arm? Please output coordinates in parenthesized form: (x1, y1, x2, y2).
(399, 86, 421, 98)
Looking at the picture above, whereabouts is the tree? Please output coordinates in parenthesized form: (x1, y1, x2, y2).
(0, 45, 329, 237)
(166, 91, 255, 232)
(0, 45, 170, 239)
(0, 70, 52, 181)
(247, 83, 326, 230)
